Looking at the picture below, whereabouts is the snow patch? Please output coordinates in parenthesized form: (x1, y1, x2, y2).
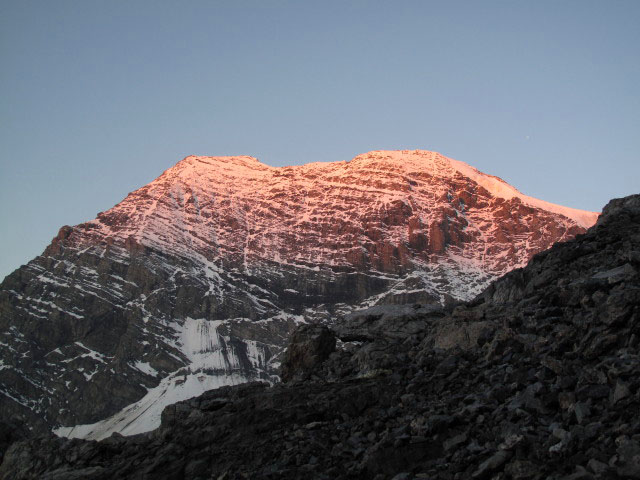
(132, 361, 158, 377)
(54, 370, 250, 440)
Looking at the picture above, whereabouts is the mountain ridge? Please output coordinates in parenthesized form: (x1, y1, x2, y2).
(0, 149, 598, 440)
(138, 150, 598, 228)
(177, 150, 598, 225)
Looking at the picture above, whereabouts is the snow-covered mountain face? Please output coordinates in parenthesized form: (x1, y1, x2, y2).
(0, 150, 598, 438)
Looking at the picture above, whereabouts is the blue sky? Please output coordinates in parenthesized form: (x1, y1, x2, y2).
(1, 0, 639, 280)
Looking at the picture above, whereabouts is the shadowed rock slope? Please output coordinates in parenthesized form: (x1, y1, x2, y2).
(1, 194, 638, 479)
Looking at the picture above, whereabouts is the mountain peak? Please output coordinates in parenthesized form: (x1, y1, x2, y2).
(350, 149, 447, 167)
(158, 149, 592, 230)
(350, 149, 598, 229)
(1, 148, 603, 441)
(155, 155, 272, 186)
(177, 154, 267, 171)
(81, 148, 598, 278)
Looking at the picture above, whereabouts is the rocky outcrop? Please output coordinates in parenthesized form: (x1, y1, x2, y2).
(280, 325, 336, 383)
(1, 194, 635, 480)
(0, 150, 597, 438)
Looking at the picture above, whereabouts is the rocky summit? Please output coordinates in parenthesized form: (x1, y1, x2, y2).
(0, 150, 597, 440)
(0, 193, 637, 479)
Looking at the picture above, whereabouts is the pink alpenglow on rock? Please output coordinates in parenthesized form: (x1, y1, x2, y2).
(0, 150, 597, 440)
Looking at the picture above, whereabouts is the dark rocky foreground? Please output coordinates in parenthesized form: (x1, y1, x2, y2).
(1, 194, 638, 479)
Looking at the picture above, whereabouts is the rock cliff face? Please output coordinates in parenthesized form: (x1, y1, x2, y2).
(1, 193, 636, 480)
(0, 150, 597, 438)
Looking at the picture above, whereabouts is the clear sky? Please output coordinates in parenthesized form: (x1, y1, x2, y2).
(1, 1, 639, 280)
